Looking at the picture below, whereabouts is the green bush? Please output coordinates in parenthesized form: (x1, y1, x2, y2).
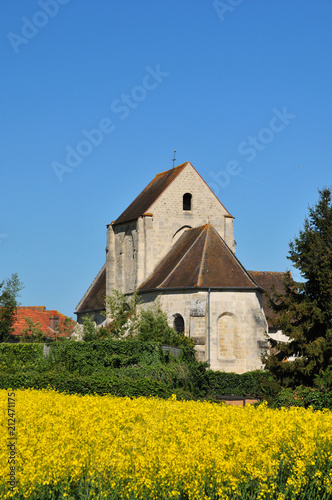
(136, 302, 195, 350)
(48, 339, 159, 373)
(0, 340, 284, 403)
(0, 370, 193, 399)
(205, 370, 279, 399)
(0, 343, 44, 369)
(273, 386, 332, 410)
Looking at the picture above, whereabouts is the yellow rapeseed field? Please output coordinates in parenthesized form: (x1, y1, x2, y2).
(1, 389, 332, 499)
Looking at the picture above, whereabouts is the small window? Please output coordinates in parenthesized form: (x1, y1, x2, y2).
(173, 314, 185, 333)
(183, 193, 192, 211)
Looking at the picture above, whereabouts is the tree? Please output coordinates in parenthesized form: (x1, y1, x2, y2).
(54, 316, 74, 341)
(136, 300, 193, 348)
(264, 188, 332, 387)
(0, 273, 24, 342)
(103, 290, 194, 347)
(82, 314, 99, 341)
(104, 290, 139, 338)
(20, 317, 44, 343)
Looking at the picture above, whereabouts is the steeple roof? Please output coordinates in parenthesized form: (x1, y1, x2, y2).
(112, 162, 233, 225)
(139, 225, 260, 291)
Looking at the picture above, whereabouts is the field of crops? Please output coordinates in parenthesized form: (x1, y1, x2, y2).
(1, 389, 332, 499)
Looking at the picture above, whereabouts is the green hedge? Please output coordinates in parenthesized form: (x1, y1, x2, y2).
(48, 340, 160, 371)
(0, 371, 194, 399)
(0, 340, 282, 402)
(0, 343, 43, 367)
(205, 369, 280, 399)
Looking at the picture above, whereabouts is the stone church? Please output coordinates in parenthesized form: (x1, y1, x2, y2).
(76, 162, 284, 373)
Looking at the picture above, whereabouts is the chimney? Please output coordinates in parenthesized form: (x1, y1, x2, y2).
(49, 316, 59, 331)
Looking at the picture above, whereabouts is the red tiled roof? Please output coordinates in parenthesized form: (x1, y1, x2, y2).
(10, 307, 76, 338)
(139, 225, 260, 291)
(247, 271, 287, 328)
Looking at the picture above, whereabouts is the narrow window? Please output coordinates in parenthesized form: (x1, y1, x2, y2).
(173, 314, 185, 333)
(183, 193, 192, 211)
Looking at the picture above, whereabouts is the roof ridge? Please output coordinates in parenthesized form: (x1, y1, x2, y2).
(18, 306, 46, 309)
(211, 228, 261, 289)
(248, 270, 286, 275)
(75, 263, 106, 312)
(157, 226, 207, 288)
(155, 162, 190, 178)
(197, 226, 210, 286)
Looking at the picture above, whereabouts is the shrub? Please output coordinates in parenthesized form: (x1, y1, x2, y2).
(136, 302, 195, 350)
(0, 342, 43, 367)
(273, 386, 332, 410)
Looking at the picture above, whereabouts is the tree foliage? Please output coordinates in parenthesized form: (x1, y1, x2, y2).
(54, 317, 74, 340)
(0, 273, 24, 342)
(104, 290, 139, 339)
(264, 188, 332, 386)
(81, 290, 193, 348)
(20, 318, 44, 343)
(136, 300, 194, 348)
(81, 314, 101, 341)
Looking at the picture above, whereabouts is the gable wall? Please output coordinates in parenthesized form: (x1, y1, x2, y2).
(142, 164, 235, 282)
(106, 164, 236, 295)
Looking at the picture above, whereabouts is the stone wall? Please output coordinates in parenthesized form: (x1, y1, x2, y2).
(139, 288, 268, 374)
(106, 163, 235, 296)
(143, 164, 235, 280)
(208, 290, 268, 373)
(106, 221, 138, 294)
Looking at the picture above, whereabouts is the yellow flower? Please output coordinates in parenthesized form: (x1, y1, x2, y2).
(1, 388, 332, 499)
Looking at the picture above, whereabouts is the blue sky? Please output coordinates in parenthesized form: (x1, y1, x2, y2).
(1, 1, 332, 318)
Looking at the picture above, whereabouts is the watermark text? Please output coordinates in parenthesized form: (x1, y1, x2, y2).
(52, 65, 169, 182)
(7, 0, 72, 54)
(209, 106, 296, 193)
(7, 392, 17, 493)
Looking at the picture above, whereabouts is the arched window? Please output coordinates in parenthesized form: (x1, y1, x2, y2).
(173, 314, 184, 333)
(183, 193, 192, 211)
(217, 313, 236, 360)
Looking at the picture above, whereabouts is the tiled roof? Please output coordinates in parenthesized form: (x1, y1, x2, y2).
(139, 225, 260, 291)
(113, 163, 188, 225)
(10, 307, 76, 338)
(248, 271, 287, 327)
(75, 264, 106, 314)
(112, 162, 233, 226)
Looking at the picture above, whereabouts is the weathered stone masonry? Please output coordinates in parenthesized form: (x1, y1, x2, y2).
(76, 161, 283, 374)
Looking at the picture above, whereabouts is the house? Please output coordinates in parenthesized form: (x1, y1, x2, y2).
(76, 161, 285, 373)
(9, 306, 75, 341)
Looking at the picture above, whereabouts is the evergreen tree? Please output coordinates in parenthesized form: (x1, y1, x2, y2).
(264, 188, 332, 387)
(0, 273, 24, 342)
